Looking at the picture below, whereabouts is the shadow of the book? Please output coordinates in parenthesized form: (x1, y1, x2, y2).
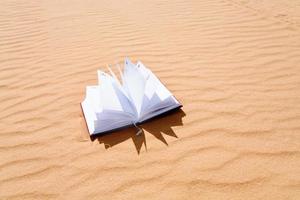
(94, 109, 186, 154)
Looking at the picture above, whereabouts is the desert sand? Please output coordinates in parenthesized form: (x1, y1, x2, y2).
(1, 0, 300, 199)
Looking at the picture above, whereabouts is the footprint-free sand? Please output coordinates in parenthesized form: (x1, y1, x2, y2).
(1, 0, 300, 199)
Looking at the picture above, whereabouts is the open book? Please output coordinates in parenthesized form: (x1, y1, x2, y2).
(81, 58, 182, 136)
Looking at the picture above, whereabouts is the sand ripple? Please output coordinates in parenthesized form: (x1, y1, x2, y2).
(1, 0, 300, 199)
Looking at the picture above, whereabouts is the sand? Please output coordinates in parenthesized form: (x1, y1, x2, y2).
(1, 0, 300, 199)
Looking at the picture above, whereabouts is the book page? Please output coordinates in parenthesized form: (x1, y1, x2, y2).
(81, 85, 101, 134)
(98, 70, 136, 115)
(139, 99, 181, 123)
(137, 62, 181, 122)
(97, 71, 123, 112)
(139, 95, 180, 122)
(82, 71, 137, 135)
(139, 69, 173, 117)
(81, 58, 181, 135)
(122, 58, 146, 116)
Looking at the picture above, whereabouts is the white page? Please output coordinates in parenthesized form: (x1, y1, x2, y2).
(136, 61, 151, 80)
(139, 101, 181, 123)
(122, 58, 146, 116)
(111, 82, 138, 119)
(82, 70, 136, 135)
(87, 85, 103, 113)
(98, 70, 125, 112)
(150, 72, 172, 101)
(139, 94, 180, 121)
(147, 96, 179, 114)
(81, 85, 102, 134)
(81, 58, 181, 135)
(93, 70, 136, 134)
(139, 68, 173, 118)
(82, 85, 132, 135)
(140, 89, 160, 117)
(107, 65, 121, 86)
(94, 120, 132, 134)
(96, 109, 133, 120)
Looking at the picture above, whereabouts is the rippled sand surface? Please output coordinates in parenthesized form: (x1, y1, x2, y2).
(1, 0, 300, 199)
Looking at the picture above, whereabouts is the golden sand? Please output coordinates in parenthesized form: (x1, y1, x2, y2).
(1, 0, 300, 199)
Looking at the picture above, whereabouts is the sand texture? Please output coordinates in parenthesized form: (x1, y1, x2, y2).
(1, 0, 300, 199)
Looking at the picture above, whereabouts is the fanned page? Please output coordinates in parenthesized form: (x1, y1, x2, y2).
(81, 58, 182, 135)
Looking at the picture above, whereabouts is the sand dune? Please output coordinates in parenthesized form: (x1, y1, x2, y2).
(1, 0, 300, 199)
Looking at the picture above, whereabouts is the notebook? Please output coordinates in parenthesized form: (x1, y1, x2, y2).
(81, 58, 182, 136)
